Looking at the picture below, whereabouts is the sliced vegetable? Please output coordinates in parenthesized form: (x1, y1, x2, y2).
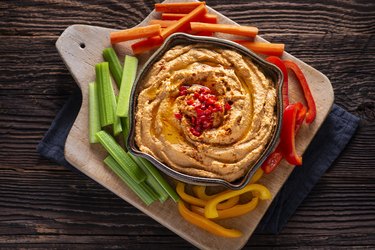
(110, 24, 162, 44)
(160, 3, 207, 39)
(139, 158, 180, 202)
(161, 13, 218, 23)
(191, 197, 259, 220)
(103, 48, 123, 87)
(178, 201, 243, 238)
(131, 35, 164, 55)
(261, 145, 283, 174)
(116, 55, 138, 117)
(249, 168, 264, 184)
(104, 156, 157, 205)
(88, 82, 101, 143)
(121, 117, 130, 147)
(204, 183, 271, 218)
(234, 41, 285, 56)
(149, 19, 177, 28)
(283, 60, 316, 123)
(191, 22, 258, 37)
(96, 62, 115, 127)
(155, 2, 203, 13)
(129, 153, 169, 203)
(266, 56, 289, 109)
(279, 103, 305, 166)
(96, 130, 146, 183)
(176, 182, 239, 209)
(112, 95, 122, 136)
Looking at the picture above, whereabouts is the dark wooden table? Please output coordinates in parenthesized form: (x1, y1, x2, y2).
(1, 0, 374, 248)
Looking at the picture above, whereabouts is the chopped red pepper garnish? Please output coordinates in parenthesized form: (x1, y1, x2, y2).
(174, 113, 182, 120)
(279, 102, 306, 166)
(266, 56, 289, 110)
(283, 60, 316, 124)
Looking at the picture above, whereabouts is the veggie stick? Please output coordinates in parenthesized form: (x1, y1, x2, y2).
(96, 62, 115, 127)
(129, 154, 169, 203)
(178, 201, 243, 238)
(190, 22, 258, 37)
(149, 19, 177, 28)
(161, 3, 207, 39)
(155, 2, 203, 13)
(234, 41, 285, 56)
(131, 35, 164, 54)
(139, 158, 180, 202)
(103, 48, 123, 88)
(121, 117, 130, 148)
(96, 131, 146, 183)
(162, 13, 217, 23)
(116, 55, 138, 117)
(88, 82, 101, 143)
(104, 156, 157, 205)
(110, 24, 162, 44)
(112, 95, 122, 136)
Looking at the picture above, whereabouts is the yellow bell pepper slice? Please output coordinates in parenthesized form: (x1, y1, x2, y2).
(178, 200, 243, 238)
(249, 168, 264, 184)
(205, 183, 271, 219)
(176, 182, 239, 209)
(191, 196, 259, 219)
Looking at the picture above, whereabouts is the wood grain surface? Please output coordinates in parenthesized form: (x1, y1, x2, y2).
(0, 0, 374, 249)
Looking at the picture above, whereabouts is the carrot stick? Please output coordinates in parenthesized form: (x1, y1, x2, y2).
(162, 13, 217, 23)
(234, 41, 285, 56)
(110, 24, 161, 44)
(161, 3, 207, 39)
(155, 2, 204, 13)
(131, 36, 164, 55)
(190, 22, 258, 37)
(149, 19, 177, 28)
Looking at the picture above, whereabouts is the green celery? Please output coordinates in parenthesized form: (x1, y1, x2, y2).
(121, 117, 130, 148)
(88, 82, 101, 143)
(96, 62, 115, 127)
(129, 153, 169, 203)
(103, 48, 123, 88)
(139, 158, 180, 202)
(96, 130, 146, 183)
(112, 95, 122, 136)
(104, 156, 157, 205)
(116, 55, 138, 117)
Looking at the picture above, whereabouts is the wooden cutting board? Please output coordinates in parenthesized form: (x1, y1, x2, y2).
(57, 1, 334, 249)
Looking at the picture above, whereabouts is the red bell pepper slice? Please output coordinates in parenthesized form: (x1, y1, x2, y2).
(283, 60, 316, 124)
(266, 56, 289, 110)
(261, 145, 283, 174)
(280, 102, 306, 166)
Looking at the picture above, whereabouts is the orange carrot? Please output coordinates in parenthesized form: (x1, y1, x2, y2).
(234, 41, 285, 56)
(149, 19, 177, 28)
(161, 3, 207, 39)
(190, 22, 258, 37)
(131, 36, 164, 55)
(155, 2, 204, 14)
(162, 13, 217, 23)
(110, 24, 161, 44)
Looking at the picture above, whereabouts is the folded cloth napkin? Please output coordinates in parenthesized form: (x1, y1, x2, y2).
(37, 89, 359, 234)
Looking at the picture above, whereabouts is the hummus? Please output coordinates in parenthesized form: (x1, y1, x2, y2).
(135, 44, 277, 182)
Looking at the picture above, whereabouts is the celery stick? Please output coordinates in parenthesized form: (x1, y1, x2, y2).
(121, 117, 130, 148)
(112, 95, 122, 136)
(89, 82, 101, 143)
(139, 158, 180, 202)
(96, 131, 146, 183)
(129, 153, 169, 202)
(116, 55, 138, 117)
(96, 62, 115, 127)
(103, 48, 123, 88)
(104, 156, 157, 205)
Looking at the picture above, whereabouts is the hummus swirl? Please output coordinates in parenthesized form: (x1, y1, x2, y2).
(135, 44, 277, 182)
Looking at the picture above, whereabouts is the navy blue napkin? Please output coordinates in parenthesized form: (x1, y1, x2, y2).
(37, 89, 359, 234)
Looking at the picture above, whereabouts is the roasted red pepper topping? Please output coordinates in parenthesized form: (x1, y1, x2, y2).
(177, 86, 231, 137)
(283, 60, 316, 124)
